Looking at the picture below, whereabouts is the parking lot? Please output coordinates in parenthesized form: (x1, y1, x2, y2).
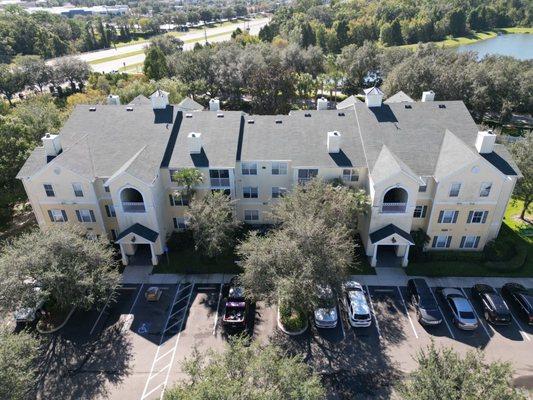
(38, 281, 533, 399)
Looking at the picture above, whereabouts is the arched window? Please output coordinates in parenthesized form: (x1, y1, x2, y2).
(121, 188, 145, 213)
(382, 187, 408, 213)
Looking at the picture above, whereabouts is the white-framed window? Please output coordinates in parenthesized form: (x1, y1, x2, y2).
(244, 210, 259, 221)
(48, 209, 67, 222)
(342, 169, 359, 182)
(479, 182, 492, 197)
(449, 182, 461, 197)
(241, 162, 257, 175)
(413, 205, 427, 218)
(272, 187, 287, 198)
(169, 193, 189, 206)
(432, 235, 451, 248)
(460, 235, 480, 249)
(169, 168, 180, 182)
(438, 210, 459, 223)
(72, 182, 83, 197)
(298, 169, 318, 184)
(105, 204, 116, 217)
(173, 217, 188, 230)
(271, 162, 288, 175)
(44, 184, 55, 197)
(76, 209, 96, 223)
(418, 177, 428, 192)
(243, 186, 258, 199)
(467, 210, 488, 224)
(209, 169, 230, 187)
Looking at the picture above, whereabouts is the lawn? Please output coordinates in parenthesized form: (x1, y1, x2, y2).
(152, 247, 241, 274)
(406, 198, 532, 277)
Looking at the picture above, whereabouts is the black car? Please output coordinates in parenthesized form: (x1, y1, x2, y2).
(471, 284, 511, 325)
(407, 279, 442, 326)
(502, 283, 533, 325)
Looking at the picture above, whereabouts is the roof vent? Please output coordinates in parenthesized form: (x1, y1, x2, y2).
(404, 104, 412, 109)
(89, 107, 96, 112)
(217, 113, 224, 118)
(304, 113, 311, 117)
(126, 106, 133, 111)
(185, 113, 193, 118)
(247, 119, 255, 124)
(275, 120, 282, 124)
(438, 104, 446, 109)
(338, 112, 345, 116)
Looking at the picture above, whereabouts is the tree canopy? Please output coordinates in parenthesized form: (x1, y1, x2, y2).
(509, 133, 532, 220)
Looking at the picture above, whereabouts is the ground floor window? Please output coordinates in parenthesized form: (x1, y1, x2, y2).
(432, 235, 451, 248)
(244, 210, 259, 221)
(460, 235, 480, 249)
(76, 209, 96, 223)
(48, 209, 67, 222)
(342, 169, 359, 182)
(173, 217, 188, 230)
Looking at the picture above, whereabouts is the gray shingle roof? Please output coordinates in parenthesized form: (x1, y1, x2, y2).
(384, 91, 414, 104)
(336, 95, 360, 110)
(127, 95, 151, 105)
(16, 147, 48, 179)
(177, 97, 204, 111)
(371, 145, 423, 184)
(369, 224, 414, 244)
(116, 223, 159, 242)
(482, 144, 520, 176)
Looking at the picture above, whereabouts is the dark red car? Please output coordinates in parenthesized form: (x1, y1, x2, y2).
(222, 277, 249, 329)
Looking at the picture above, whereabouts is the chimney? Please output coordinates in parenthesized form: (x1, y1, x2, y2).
(421, 90, 435, 102)
(150, 89, 169, 109)
(42, 133, 62, 158)
(327, 131, 342, 153)
(107, 94, 121, 105)
(317, 97, 328, 110)
(188, 132, 202, 154)
(209, 99, 220, 111)
(475, 130, 496, 154)
(364, 87, 384, 108)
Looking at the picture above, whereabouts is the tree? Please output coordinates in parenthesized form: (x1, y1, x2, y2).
(14, 55, 52, 92)
(398, 342, 525, 400)
(380, 19, 404, 46)
(54, 57, 90, 89)
(11, 94, 63, 140)
(448, 9, 467, 37)
(338, 41, 381, 91)
(186, 191, 241, 258)
(509, 133, 533, 220)
(0, 64, 26, 105)
(164, 336, 325, 400)
(0, 225, 120, 313)
(143, 46, 169, 80)
(171, 168, 203, 204)
(150, 34, 184, 56)
(0, 328, 40, 400)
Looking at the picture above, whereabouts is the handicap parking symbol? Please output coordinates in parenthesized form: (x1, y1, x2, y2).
(138, 322, 150, 334)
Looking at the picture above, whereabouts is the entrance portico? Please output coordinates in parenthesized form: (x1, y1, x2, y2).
(369, 224, 414, 267)
(116, 223, 160, 266)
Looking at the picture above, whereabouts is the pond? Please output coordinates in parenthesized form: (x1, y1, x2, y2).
(456, 33, 533, 60)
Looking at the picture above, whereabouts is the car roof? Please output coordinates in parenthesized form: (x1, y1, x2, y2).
(452, 297, 472, 312)
(348, 290, 370, 314)
(484, 292, 508, 310)
(443, 287, 463, 297)
(474, 283, 495, 293)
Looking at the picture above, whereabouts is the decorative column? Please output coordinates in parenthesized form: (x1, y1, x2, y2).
(119, 243, 128, 265)
(402, 245, 410, 267)
(150, 243, 158, 266)
(371, 245, 378, 267)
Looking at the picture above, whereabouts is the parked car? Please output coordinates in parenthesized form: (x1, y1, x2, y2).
(501, 283, 533, 325)
(471, 284, 511, 325)
(222, 277, 249, 329)
(440, 288, 478, 330)
(407, 279, 442, 326)
(145, 286, 162, 302)
(314, 285, 338, 329)
(342, 281, 371, 328)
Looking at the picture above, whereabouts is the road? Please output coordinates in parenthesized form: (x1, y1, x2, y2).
(60, 17, 270, 74)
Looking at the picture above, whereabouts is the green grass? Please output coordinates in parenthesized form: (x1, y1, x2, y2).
(153, 247, 241, 274)
(89, 49, 145, 65)
(406, 198, 533, 277)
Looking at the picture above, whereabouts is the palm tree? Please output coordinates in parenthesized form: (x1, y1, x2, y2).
(172, 168, 203, 204)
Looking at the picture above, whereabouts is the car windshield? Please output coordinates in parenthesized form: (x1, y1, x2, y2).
(459, 311, 475, 319)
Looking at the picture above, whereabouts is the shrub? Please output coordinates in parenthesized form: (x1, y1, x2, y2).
(279, 300, 307, 332)
(484, 241, 528, 272)
(484, 238, 515, 261)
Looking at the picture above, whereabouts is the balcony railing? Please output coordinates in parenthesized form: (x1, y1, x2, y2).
(122, 202, 146, 213)
(381, 202, 407, 213)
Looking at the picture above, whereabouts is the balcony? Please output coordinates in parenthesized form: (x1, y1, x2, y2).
(381, 202, 407, 213)
(210, 178, 230, 188)
(122, 202, 146, 213)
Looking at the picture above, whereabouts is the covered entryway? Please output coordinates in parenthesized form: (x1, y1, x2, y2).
(116, 223, 160, 266)
(369, 224, 414, 267)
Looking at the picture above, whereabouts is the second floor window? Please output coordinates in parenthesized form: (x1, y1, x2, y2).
(169, 194, 189, 207)
(413, 205, 427, 218)
(76, 209, 96, 223)
(342, 169, 359, 182)
(105, 204, 116, 217)
(271, 162, 287, 175)
(48, 209, 67, 222)
(173, 217, 188, 230)
(209, 169, 230, 187)
(72, 183, 83, 197)
(243, 186, 258, 198)
(449, 182, 461, 197)
(298, 169, 318, 184)
(467, 210, 488, 224)
(438, 210, 459, 223)
(272, 187, 286, 198)
(241, 162, 257, 175)
(44, 184, 55, 197)
(479, 182, 492, 197)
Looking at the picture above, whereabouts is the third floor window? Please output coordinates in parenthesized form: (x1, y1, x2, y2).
(271, 162, 288, 175)
(243, 186, 258, 198)
(44, 184, 55, 197)
(449, 182, 461, 197)
(72, 182, 83, 197)
(209, 169, 230, 187)
(479, 182, 492, 197)
(241, 162, 257, 175)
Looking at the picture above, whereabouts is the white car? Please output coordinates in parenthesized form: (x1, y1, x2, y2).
(342, 281, 372, 328)
(314, 285, 338, 329)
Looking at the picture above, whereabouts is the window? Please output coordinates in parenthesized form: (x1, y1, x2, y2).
(460, 236, 480, 249)
(110, 229, 117, 241)
(244, 210, 259, 221)
(169, 193, 189, 207)
(48, 209, 67, 222)
(105, 204, 116, 217)
(76, 209, 96, 223)
(173, 217, 188, 230)
(243, 186, 258, 199)
(272, 187, 287, 199)
(104, 185, 110, 193)
(438, 210, 459, 223)
(479, 182, 492, 197)
(432, 235, 452, 248)
(271, 162, 288, 175)
(209, 169, 230, 187)
(44, 184, 55, 197)
(169, 168, 179, 182)
(241, 162, 257, 175)
(467, 210, 488, 224)
(298, 169, 318, 184)
(449, 182, 461, 197)
(413, 205, 427, 218)
(342, 169, 359, 182)
(72, 183, 83, 197)
(418, 178, 428, 193)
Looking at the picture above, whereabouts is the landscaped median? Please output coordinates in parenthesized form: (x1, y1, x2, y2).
(277, 300, 308, 336)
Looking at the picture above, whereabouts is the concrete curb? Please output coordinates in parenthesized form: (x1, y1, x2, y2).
(276, 307, 308, 336)
(37, 306, 76, 334)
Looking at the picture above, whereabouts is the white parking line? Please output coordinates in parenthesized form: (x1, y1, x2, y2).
(397, 286, 418, 339)
(339, 305, 346, 340)
(510, 313, 531, 341)
(364, 285, 381, 339)
(428, 287, 455, 340)
(213, 282, 223, 336)
(460, 288, 491, 339)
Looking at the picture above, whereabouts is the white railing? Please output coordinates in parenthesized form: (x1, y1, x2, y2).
(381, 202, 407, 213)
(122, 202, 146, 213)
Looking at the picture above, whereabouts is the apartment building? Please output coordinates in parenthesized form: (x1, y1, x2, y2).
(17, 89, 521, 267)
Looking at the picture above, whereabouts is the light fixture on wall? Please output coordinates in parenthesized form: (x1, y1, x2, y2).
(391, 237, 397, 243)
(131, 236, 136, 243)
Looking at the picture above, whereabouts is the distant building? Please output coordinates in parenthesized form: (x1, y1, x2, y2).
(26, 4, 128, 16)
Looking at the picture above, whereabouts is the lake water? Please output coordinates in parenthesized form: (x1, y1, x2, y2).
(456, 33, 533, 60)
